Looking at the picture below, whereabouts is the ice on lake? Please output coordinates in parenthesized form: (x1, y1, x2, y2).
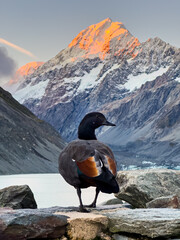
(0, 174, 114, 208)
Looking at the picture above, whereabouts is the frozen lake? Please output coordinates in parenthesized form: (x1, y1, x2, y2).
(0, 174, 114, 208)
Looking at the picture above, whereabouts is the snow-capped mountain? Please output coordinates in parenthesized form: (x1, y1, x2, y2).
(10, 18, 180, 169)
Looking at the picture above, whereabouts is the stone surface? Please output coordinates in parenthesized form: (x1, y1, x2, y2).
(1, 206, 180, 239)
(115, 169, 180, 208)
(106, 208, 180, 238)
(0, 185, 37, 209)
(146, 195, 180, 208)
(0, 207, 68, 240)
(56, 211, 108, 240)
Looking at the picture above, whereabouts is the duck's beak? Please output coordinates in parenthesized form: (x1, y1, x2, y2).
(103, 119, 116, 126)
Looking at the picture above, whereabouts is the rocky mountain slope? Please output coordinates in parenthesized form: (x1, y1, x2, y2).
(100, 69, 180, 170)
(6, 18, 180, 169)
(0, 87, 65, 174)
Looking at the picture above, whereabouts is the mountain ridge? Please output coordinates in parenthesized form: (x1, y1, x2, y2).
(23, 18, 140, 78)
(67, 17, 140, 60)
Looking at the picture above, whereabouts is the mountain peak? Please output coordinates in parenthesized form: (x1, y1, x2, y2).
(9, 61, 44, 85)
(4, 61, 44, 93)
(99, 17, 112, 24)
(68, 18, 139, 60)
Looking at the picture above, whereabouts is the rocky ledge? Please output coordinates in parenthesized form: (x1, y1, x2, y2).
(1, 169, 180, 239)
(0, 206, 180, 240)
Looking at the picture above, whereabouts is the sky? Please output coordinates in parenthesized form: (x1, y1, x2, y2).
(0, 0, 180, 85)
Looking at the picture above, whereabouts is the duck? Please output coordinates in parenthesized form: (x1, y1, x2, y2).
(58, 112, 119, 212)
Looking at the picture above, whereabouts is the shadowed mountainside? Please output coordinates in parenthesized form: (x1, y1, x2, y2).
(0, 87, 65, 174)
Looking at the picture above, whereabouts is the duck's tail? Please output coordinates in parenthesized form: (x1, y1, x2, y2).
(94, 167, 119, 193)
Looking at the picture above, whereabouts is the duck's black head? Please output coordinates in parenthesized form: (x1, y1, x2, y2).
(78, 112, 116, 140)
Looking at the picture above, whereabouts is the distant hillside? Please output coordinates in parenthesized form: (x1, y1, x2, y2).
(0, 87, 65, 175)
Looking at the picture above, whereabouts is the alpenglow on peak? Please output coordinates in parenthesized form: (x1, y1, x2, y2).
(68, 18, 140, 60)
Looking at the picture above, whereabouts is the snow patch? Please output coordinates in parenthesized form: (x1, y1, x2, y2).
(120, 165, 139, 170)
(13, 79, 50, 103)
(49, 63, 104, 104)
(175, 77, 180, 83)
(142, 161, 156, 166)
(77, 63, 104, 92)
(174, 166, 180, 170)
(124, 66, 169, 92)
(63, 63, 104, 93)
(98, 63, 120, 82)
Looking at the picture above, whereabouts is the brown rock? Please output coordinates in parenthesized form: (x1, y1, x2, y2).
(56, 211, 108, 240)
(0, 185, 37, 209)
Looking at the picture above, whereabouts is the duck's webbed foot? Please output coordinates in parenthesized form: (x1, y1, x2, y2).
(78, 205, 90, 212)
(84, 202, 96, 208)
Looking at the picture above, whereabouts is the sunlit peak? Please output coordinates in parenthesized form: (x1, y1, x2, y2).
(102, 17, 112, 23)
(68, 18, 139, 60)
(8, 62, 44, 85)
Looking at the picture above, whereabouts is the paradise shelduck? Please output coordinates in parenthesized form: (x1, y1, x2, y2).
(58, 112, 119, 212)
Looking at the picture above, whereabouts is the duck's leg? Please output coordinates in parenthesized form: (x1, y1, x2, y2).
(85, 187, 100, 208)
(76, 187, 89, 212)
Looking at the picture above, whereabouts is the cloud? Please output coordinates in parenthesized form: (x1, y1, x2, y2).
(0, 38, 36, 58)
(0, 47, 17, 78)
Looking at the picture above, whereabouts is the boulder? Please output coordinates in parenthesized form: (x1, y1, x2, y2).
(106, 208, 180, 238)
(103, 198, 123, 205)
(115, 169, 180, 208)
(0, 207, 68, 240)
(146, 195, 180, 208)
(0, 185, 37, 209)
